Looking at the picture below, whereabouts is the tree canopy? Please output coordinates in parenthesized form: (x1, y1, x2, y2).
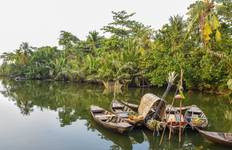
(1, 0, 231, 94)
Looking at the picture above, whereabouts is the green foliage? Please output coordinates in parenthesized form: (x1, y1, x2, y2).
(1, 1, 232, 93)
(102, 11, 137, 38)
(59, 31, 80, 50)
(228, 79, 232, 91)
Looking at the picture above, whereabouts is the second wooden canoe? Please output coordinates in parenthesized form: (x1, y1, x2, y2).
(184, 105, 208, 129)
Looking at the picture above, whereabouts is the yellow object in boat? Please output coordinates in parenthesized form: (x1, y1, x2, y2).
(192, 117, 204, 125)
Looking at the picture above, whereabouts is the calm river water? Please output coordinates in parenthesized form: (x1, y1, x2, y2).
(0, 79, 231, 150)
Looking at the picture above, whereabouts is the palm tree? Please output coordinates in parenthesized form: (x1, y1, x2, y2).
(187, 0, 232, 71)
(187, 0, 221, 45)
(58, 31, 80, 50)
(86, 31, 104, 51)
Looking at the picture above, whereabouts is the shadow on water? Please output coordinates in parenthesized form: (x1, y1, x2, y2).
(0, 78, 231, 149)
(89, 118, 133, 150)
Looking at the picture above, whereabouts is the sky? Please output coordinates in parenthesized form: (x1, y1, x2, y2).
(0, 0, 196, 54)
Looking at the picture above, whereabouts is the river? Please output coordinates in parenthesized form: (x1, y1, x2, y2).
(0, 79, 231, 150)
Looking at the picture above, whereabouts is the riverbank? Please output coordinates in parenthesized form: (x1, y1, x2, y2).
(1, 75, 231, 96)
(1, 1, 231, 95)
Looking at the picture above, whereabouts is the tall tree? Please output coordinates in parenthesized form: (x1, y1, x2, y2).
(58, 31, 80, 50)
(102, 11, 136, 38)
(86, 31, 104, 51)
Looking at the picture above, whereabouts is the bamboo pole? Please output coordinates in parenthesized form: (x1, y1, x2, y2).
(158, 72, 178, 145)
(159, 88, 178, 145)
(178, 69, 184, 143)
(179, 100, 182, 143)
(113, 81, 116, 100)
(168, 127, 172, 140)
(160, 70, 185, 144)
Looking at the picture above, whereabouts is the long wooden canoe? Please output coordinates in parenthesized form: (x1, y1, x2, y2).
(184, 105, 208, 129)
(121, 101, 192, 112)
(197, 129, 232, 147)
(90, 105, 133, 134)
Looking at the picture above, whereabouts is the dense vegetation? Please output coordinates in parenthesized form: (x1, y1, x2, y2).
(0, 0, 231, 93)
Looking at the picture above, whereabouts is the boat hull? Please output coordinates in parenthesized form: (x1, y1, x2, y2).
(197, 129, 232, 147)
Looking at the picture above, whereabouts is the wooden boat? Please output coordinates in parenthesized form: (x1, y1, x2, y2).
(184, 105, 208, 129)
(197, 129, 232, 147)
(121, 101, 192, 112)
(90, 105, 133, 134)
(111, 100, 135, 118)
(165, 105, 188, 133)
(121, 100, 139, 110)
(110, 100, 143, 125)
(174, 105, 192, 112)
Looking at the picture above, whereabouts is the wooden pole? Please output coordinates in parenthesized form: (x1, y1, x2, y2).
(159, 87, 178, 145)
(113, 81, 116, 100)
(178, 69, 184, 143)
(158, 72, 178, 145)
(179, 100, 182, 143)
(168, 126, 172, 140)
(159, 127, 165, 145)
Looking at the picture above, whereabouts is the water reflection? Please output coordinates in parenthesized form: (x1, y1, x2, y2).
(0, 79, 231, 150)
(90, 119, 133, 150)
